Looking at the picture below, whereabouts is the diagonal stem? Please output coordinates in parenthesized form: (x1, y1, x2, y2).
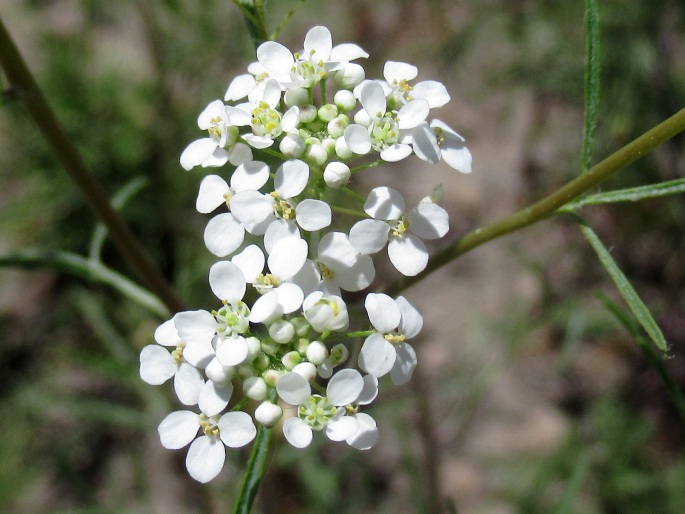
(0, 17, 186, 314)
(384, 107, 685, 297)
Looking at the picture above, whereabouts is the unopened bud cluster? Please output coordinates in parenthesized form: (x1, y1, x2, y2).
(139, 25, 472, 483)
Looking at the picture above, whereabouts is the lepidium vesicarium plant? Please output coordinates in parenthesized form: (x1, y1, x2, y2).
(139, 24, 472, 483)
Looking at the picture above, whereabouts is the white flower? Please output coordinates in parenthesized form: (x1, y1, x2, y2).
(139, 316, 205, 405)
(344, 81, 429, 162)
(276, 368, 365, 448)
(349, 186, 449, 276)
(412, 119, 473, 173)
(180, 100, 253, 171)
(346, 374, 380, 450)
(158, 409, 256, 483)
(358, 293, 422, 384)
(382, 61, 450, 109)
(195, 161, 270, 214)
(302, 291, 349, 332)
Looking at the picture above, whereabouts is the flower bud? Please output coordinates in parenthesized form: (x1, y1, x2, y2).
(292, 361, 317, 382)
(303, 143, 328, 167)
(255, 401, 283, 427)
(335, 63, 365, 89)
(298, 104, 318, 123)
(284, 87, 309, 106)
(254, 353, 270, 371)
(330, 343, 350, 365)
(296, 338, 310, 355)
(262, 368, 284, 388)
(269, 320, 295, 344)
(334, 89, 356, 112)
(321, 137, 336, 156)
(261, 338, 279, 355)
(327, 115, 349, 138)
(306, 341, 328, 365)
(317, 359, 333, 379)
(243, 376, 268, 400)
(245, 336, 262, 362)
(279, 133, 306, 158)
(318, 103, 339, 123)
(290, 316, 311, 337)
(238, 363, 256, 379)
(282, 350, 303, 370)
(324, 161, 351, 188)
(335, 137, 354, 159)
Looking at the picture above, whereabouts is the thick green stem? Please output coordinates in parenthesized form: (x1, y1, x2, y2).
(233, 425, 272, 514)
(384, 107, 685, 296)
(0, 18, 186, 314)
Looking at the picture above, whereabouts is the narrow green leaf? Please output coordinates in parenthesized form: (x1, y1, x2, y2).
(233, 425, 272, 514)
(576, 218, 668, 354)
(561, 178, 685, 210)
(596, 292, 685, 422)
(271, 0, 307, 40)
(553, 451, 590, 514)
(233, 0, 269, 50)
(581, 0, 601, 173)
(90, 176, 149, 261)
(0, 249, 169, 318)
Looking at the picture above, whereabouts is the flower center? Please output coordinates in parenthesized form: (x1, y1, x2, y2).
(171, 342, 186, 365)
(317, 261, 335, 281)
(199, 413, 220, 437)
(434, 126, 445, 145)
(255, 273, 281, 294)
(207, 116, 224, 139)
(213, 301, 250, 337)
(251, 101, 282, 138)
(391, 215, 409, 237)
(292, 53, 327, 87)
(370, 113, 400, 150)
(298, 395, 338, 431)
(270, 193, 295, 220)
(384, 333, 406, 344)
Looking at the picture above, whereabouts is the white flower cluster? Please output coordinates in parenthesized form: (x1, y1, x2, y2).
(139, 26, 471, 483)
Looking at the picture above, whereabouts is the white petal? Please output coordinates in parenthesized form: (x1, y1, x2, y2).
(275, 159, 309, 199)
(390, 343, 418, 385)
(289, 259, 321, 297)
(276, 372, 311, 405)
(203, 213, 245, 257)
(356, 374, 379, 405)
(396, 296, 423, 339)
(275, 283, 304, 314)
(360, 81, 386, 118)
(325, 415, 359, 441)
(248, 291, 280, 324)
(380, 143, 413, 162)
(358, 333, 396, 377)
(186, 436, 225, 483)
(364, 186, 405, 220)
(201, 148, 230, 168)
(230, 160, 270, 192)
(183, 338, 215, 369)
(349, 219, 390, 255)
(243, 134, 275, 149)
(257, 41, 294, 75)
(208, 261, 246, 303)
(268, 237, 308, 280)
(215, 336, 249, 367)
(411, 122, 440, 164)
(196, 175, 230, 214)
(218, 411, 257, 447)
(304, 26, 332, 62)
(343, 124, 372, 154)
(227, 142, 254, 166)
(158, 410, 199, 449)
(197, 100, 225, 129)
(231, 190, 275, 226)
(262, 78, 282, 108)
(282, 417, 313, 448)
(295, 199, 331, 231)
(346, 413, 379, 450)
(180, 138, 218, 171)
(412, 80, 450, 108)
(198, 381, 233, 416)
(388, 234, 428, 276)
(154, 317, 181, 346)
(139, 345, 175, 385)
(231, 244, 265, 282)
(330, 43, 369, 61)
(281, 106, 300, 132)
(406, 202, 449, 240)
(383, 61, 418, 83)
(225, 105, 253, 126)
(263, 218, 300, 254)
(365, 293, 401, 333)
(442, 143, 473, 174)
(327, 368, 364, 406)
(318, 231, 358, 268)
(174, 363, 205, 405)
(397, 99, 429, 129)
(174, 310, 216, 345)
(333, 254, 375, 292)
(224, 74, 255, 101)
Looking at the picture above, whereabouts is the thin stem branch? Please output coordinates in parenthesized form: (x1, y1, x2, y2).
(384, 107, 685, 296)
(232, 425, 272, 514)
(0, 18, 186, 314)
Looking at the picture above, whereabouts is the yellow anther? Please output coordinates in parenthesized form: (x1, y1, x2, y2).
(384, 333, 406, 344)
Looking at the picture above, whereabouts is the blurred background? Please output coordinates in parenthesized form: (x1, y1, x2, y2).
(1, 0, 685, 512)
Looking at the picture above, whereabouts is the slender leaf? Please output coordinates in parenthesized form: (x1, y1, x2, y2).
(597, 292, 685, 422)
(233, 0, 269, 50)
(233, 425, 272, 514)
(0, 249, 169, 318)
(581, 0, 601, 173)
(90, 176, 149, 261)
(554, 451, 591, 514)
(561, 178, 685, 210)
(575, 218, 668, 354)
(271, 0, 307, 40)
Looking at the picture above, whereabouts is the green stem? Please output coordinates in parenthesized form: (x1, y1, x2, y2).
(233, 0, 269, 50)
(233, 425, 272, 514)
(384, 107, 685, 296)
(0, 18, 186, 314)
